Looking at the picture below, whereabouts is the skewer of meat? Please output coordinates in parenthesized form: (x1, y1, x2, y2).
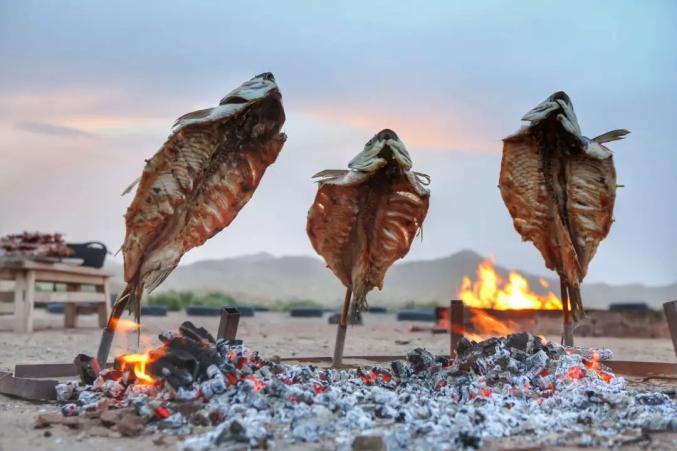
(96, 73, 286, 365)
(307, 129, 430, 366)
(499, 91, 628, 345)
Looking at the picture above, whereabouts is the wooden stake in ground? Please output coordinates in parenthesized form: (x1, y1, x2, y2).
(333, 288, 352, 366)
(560, 277, 574, 346)
(307, 129, 430, 367)
(498, 91, 628, 333)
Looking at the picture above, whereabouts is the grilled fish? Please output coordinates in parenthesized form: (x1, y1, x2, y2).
(97, 73, 286, 364)
(499, 91, 628, 319)
(307, 129, 430, 313)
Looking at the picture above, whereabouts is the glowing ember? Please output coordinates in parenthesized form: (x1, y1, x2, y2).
(583, 351, 614, 384)
(118, 353, 156, 384)
(457, 258, 562, 310)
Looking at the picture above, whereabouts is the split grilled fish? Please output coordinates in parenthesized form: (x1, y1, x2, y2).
(499, 91, 628, 320)
(97, 73, 286, 365)
(307, 129, 430, 365)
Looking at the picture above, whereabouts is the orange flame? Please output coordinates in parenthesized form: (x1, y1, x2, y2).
(457, 259, 562, 310)
(111, 318, 141, 333)
(469, 310, 519, 339)
(118, 353, 157, 384)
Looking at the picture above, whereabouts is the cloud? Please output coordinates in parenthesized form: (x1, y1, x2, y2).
(14, 121, 95, 138)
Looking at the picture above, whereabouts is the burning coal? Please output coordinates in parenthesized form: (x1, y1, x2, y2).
(49, 323, 676, 449)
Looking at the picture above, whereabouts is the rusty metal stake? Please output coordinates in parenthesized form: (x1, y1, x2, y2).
(217, 307, 241, 341)
(450, 299, 464, 359)
(663, 300, 677, 359)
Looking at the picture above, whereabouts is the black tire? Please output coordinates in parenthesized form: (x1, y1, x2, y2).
(185, 305, 255, 317)
(47, 303, 65, 314)
(327, 312, 363, 325)
(141, 305, 167, 316)
(609, 302, 649, 311)
(234, 306, 255, 317)
(396, 309, 436, 322)
(289, 307, 324, 318)
(186, 305, 223, 316)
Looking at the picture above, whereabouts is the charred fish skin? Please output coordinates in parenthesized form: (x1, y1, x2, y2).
(307, 129, 430, 312)
(118, 72, 286, 320)
(499, 91, 628, 317)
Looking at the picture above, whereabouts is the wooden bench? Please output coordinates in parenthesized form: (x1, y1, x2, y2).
(0, 257, 112, 333)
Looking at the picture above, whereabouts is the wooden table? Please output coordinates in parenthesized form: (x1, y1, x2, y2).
(0, 257, 112, 333)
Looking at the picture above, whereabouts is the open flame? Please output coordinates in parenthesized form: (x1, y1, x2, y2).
(458, 258, 562, 310)
(118, 352, 157, 384)
(111, 318, 141, 332)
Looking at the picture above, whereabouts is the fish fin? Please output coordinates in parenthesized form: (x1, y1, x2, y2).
(121, 177, 141, 196)
(592, 129, 630, 143)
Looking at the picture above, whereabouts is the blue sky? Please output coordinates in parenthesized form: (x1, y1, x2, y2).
(0, 1, 675, 284)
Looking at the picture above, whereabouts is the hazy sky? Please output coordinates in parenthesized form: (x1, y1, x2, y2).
(1, 1, 675, 285)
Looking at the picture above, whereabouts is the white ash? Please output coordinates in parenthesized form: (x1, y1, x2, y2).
(50, 328, 676, 450)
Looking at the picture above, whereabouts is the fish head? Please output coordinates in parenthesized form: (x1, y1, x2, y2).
(219, 72, 281, 105)
(349, 129, 413, 172)
(522, 91, 582, 137)
(173, 72, 285, 136)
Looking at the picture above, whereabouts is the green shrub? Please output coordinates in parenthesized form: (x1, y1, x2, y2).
(148, 291, 237, 311)
(274, 298, 323, 311)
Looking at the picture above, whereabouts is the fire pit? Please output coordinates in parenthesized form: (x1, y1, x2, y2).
(33, 320, 676, 449)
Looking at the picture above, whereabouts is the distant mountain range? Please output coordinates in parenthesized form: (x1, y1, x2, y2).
(104, 250, 677, 310)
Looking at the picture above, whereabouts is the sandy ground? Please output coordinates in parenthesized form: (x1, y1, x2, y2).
(0, 310, 675, 450)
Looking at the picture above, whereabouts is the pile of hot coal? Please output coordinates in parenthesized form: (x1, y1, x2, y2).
(51, 325, 677, 450)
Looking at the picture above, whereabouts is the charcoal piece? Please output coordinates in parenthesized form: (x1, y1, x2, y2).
(406, 348, 434, 372)
(73, 354, 100, 385)
(132, 398, 153, 418)
(165, 336, 220, 380)
(61, 403, 79, 416)
(458, 431, 481, 449)
(525, 350, 549, 378)
(545, 341, 565, 359)
(149, 357, 194, 389)
(103, 380, 124, 398)
(455, 337, 476, 358)
(157, 412, 185, 429)
(374, 405, 397, 419)
(262, 380, 288, 398)
(190, 410, 211, 427)
(390, 360, 412, 379)
(216, 419, 249, 444)
(636, 393, 669, 406)
(352, 434, 386, 451)
(179, 321, 216, 344)
(506, 332, 535, 354)
(158, 330, 178, 344)
(55, 382, 76, 402)
(216, 339, 243, 357)
(77, 390, 100, 405)
(478, 337, 501, 356)
(510, 348, 529, 362)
